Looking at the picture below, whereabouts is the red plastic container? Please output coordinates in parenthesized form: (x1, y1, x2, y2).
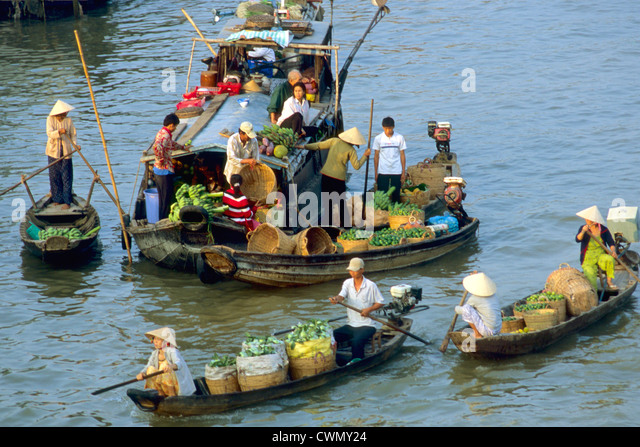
(217, 82, 242, 96)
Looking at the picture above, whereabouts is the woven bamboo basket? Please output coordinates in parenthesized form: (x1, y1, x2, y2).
(389, 210, 426, 230)
(523, 309, 558, 330)
(237, 368, 287, 392)
(500, 317, 525, 333)
(288, 351, 337, 380)
(204, 365, 240, 395)
(545, 264, 597, 316)
(293, 227, 336, 256)
(247, 222, 296, 254)
(529, 298, 567, 322)
(337, 237, 369, 253)
(400, 189, 431, 207)
(239, 163, 276, 202)
(406, 159, 447, 199)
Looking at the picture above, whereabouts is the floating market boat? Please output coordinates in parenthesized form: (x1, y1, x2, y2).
(20, 194, 101, 263)
(125, 1, 391, 274)
(447, 249, 639, 359)
(126, 317, 412, 416)
(200, 216, 479, 287)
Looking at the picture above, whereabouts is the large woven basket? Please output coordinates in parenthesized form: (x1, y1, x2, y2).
(237, 368, 287, 392)
(406, 159, 447, 199)
(545, 264, 597, 317)
(247, 222, 296, 254)
(500, 317, 525, 333)
(293, 227, 336, 256)
(389, 210, 425, 230)
(400, 189, 431, 207)
(529, 297, 567, 322)
(239, 163, 277, 202)
(288, 351, 336, 381)
(523, 309, 558, 330)
(204, 365, 240, 395)
(337, 237, 369, 253)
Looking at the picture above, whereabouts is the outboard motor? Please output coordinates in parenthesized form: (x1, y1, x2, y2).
(386, 284, 422, 318)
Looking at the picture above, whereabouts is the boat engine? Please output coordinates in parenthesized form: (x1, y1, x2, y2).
(428, 121, 452, 153)
(386, 284, 422, 318)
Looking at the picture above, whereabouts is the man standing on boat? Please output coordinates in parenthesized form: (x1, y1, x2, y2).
(267, 69, 302, 124)
(373, 116, 406, 204)
(329, 258, 385, 362)
(46, 100, 77, 210)
(224, 121, 259, 184)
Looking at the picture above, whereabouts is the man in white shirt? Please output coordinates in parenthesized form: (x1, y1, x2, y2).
(373, 116, 406, 203)
(329, 258, 385, 361)
(224, 121, 259, 184)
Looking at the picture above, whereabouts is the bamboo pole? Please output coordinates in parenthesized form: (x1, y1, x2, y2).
(181, 9, 217, 57)
(74, 30, 132, 264)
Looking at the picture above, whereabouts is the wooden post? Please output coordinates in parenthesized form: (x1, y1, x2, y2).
(74, 30, 133, 264)
(20, 175, 38, 209)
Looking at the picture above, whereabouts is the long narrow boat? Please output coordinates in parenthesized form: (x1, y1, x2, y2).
(200, 217, 479, 287)
(447, 252, 639, 359)
(126, 317, 412, 416)
(125, 2, 390, 274)
(19, 194, 101, 263)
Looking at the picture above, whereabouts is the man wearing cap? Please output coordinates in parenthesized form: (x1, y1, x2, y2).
(575, 205, 618, 290)
(455, 272, 501, 338)
(224, 121, 259, 184)
(300, 127, 371, 226)
(46, 100, 78, 210)
(267, 69, 302, 124)
(329, 258, 385, 361)
(373, 117, 406, 203)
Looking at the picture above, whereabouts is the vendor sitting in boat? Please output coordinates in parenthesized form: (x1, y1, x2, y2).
(575, 205, 618, 290)
(455, 272, 501, 338)
(136, 327, 196, 397)
(329, 258, 385, 362)
(443, 177, 471, 226)
(223, 174, 259, 231)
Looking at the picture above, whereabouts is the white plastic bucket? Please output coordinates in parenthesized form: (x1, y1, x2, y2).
(144, 188, 160, 223)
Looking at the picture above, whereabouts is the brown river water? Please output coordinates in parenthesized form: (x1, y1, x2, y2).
(0, 0, 639, 427)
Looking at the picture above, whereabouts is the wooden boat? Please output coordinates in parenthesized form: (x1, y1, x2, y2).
(200, 217, 479, 286)
(19, 194, 101, 263)
(125, 3, 391, 274)
(126, 317, 412, 416)
(0, 0, 109, 21)
(447, 252, 639, 359)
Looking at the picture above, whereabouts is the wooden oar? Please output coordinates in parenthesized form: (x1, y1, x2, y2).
(338, 301, 430, 346)
(586, 230, 640, 284)
(439, 290, 468, 353)
(91, 370, 164, 396)
(362, 99, 374, 220)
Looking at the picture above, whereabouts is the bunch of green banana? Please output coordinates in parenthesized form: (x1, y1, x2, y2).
(169, 184, 227, 223)
(388, 201, 421, 216)
(38, 226, 100, 240)
(257, 124, 299, 149)
(372, 187, 396, 210)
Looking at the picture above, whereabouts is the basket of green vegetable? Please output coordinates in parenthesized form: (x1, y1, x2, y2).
(205, 354, 239, 394)
(526, 291, 567, 322)
(500, 316, 525, 333)
(237, 335, 288, 391)
(368, 228, 406, 250)
(388, 203, 425, 229)
(337, 228, 372, 253)
(285, 319, 336, 380)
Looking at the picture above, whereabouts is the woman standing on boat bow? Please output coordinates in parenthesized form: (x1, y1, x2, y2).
(46, 100, 77, 210)
(575, 205, 618, 290)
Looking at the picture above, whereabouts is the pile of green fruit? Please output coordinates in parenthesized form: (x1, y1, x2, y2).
(337, 228, 373, 241)
(372, 187, 395, 210)
(239, 333, 282, 358)
(526, 292, 565, 302)
(388, 201, 422, 216)
(38, 226, 100, 240)
(285, 319, 332, 350)
(514, 302, 550, 313)
(168, 183, 227, 223)
(397, 226, 428, 239)
(208, 353, 236, 368)
(258, 124, 299, 149)
(369, 227, 404, 247)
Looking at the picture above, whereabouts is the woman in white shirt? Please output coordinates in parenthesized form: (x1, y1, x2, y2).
(277, 82, 318, 139)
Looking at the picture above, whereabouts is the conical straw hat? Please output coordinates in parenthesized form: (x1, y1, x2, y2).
(242, 80, 263, 92)
(576, 205, 605, 225)
(49, 100, 75, 116)
(338, 127, 366, 146)
(462, 272, 497, 297)
(145, 327, 178, 347)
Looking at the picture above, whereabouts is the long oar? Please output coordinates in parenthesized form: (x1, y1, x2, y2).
(338, 301, 430, 346)
(182, 8, 217, 57)
(439, 290, 468, 353)
(74, 30, 132, 264)
(586, 230, 640, 284)
(91, 370, 164, 396)
(362, 99, 374, 220)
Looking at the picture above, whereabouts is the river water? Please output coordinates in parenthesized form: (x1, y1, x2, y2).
(1, 0, 639, 428)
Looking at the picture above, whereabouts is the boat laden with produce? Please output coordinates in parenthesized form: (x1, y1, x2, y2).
(125, 284, 423, 416)
(124, 1, 391, 273)
(447, 236, 640, 359)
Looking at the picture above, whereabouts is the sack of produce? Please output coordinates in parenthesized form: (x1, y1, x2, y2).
(428, 215, 459, 233)
(337, 228, 372, 253)
(526, 291, 567, 322)
(285, 319, 336, 380)
(237, 336, 287, 391)
(545, 264, 597, 316)
(205, 354, 239, 394)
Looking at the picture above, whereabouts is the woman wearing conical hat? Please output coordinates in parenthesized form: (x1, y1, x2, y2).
(575, 206, 618, 290)
(136, 327, 196, 397)
(455, 272, 502, 338)
(46, 100, 77, 210)
(298, 127, 371, 227)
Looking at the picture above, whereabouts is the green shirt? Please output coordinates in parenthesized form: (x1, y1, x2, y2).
(267, 81, 293, 114)
(304, 138, 368, 181)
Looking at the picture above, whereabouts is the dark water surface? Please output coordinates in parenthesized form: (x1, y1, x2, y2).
(1, 0, 639, 427)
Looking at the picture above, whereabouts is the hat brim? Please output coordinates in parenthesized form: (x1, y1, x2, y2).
(463, 273, 497, 297)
